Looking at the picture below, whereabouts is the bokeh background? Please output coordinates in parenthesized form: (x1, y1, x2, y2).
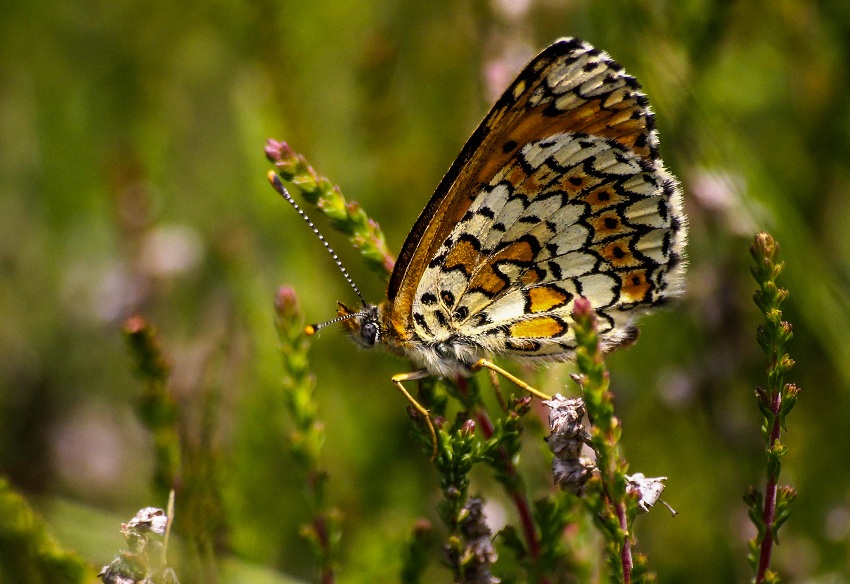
(3, 0, 850, 582)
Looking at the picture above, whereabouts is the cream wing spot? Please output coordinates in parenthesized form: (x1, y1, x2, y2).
(621, 174, 658, 197)
(626, 197, 671, 228)
(543, 205, 591, 254)
(546, 251, 599, 279)
(576, 272, 619, 307)
(481, 197, 526, 249)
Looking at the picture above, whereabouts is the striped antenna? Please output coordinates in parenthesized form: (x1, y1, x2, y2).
(267, 172, 368, 332)
(303, 310, 362, 336)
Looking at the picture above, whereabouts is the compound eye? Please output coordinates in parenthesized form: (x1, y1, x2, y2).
(360, 321, 378, 346)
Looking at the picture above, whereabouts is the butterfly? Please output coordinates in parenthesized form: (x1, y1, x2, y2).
(269, 37, 687, 457)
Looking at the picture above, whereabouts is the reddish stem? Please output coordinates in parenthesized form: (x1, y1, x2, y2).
(756, 389, 782, 583)
(614, 499, 632, 584)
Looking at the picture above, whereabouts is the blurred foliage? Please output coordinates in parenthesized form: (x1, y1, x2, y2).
(2, 0, 850, 582)
(0, 476, 92, 583)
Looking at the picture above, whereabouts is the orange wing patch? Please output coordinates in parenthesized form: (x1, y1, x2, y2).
(594, 238, 642, 269)
(589, 211, 632, 241)
(580, 184, 629, 211)
(443, 236, 480, 276)
(468, 238, 537, 296)
(618, 269, 652, 303)
(509, 316, 567, 339)
(526, 285, 571, 313)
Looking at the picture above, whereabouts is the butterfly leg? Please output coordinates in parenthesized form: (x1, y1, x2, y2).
(472, 359, 551, 400)
(391, 370, 439, 461)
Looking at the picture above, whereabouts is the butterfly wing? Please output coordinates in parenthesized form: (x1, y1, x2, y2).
(387, 38, 686, 361)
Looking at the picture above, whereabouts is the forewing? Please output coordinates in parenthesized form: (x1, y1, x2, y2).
(387, 39, 659, 333)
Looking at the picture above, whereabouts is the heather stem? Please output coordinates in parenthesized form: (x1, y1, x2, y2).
(473, 410, 547, 584)
(748, 232, 800, 584)
(275, 287, 340, 583)
(756, 391, 782, 582)
(571, 296, 637, 583)
(615, 501, 633, 584)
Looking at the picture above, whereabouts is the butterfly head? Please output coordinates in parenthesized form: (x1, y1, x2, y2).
(268, 173, 386, 348)
(304, 301, 383, 349)
(336, 302, 382, 348)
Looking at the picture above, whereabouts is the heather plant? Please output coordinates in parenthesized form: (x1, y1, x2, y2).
(264, 146, 689, 583)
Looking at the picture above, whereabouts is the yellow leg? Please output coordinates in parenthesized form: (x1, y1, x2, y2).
(391, 371, 439, 461)
(486, 367, 509, 413)
(472, 359, 552, 401)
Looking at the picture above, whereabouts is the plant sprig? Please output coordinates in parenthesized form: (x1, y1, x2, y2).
(265, 139, 395, 278)
(123, 316, 180, 503)
(570, 297, 655, 584)
(746, 232, 800, 584)
(275, 287, 341, 584)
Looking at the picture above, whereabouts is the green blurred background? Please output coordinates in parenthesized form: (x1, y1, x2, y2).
(3, 0, 850, 582)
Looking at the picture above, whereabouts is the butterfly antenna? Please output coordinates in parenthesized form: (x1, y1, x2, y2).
(267, 171, 368, 309)
(303, 309, 363, 336)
